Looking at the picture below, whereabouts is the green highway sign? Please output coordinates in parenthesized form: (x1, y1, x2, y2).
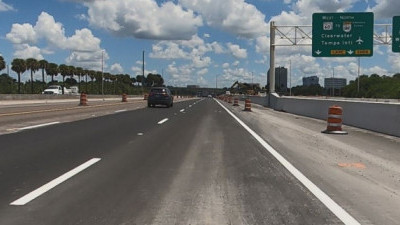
(312, 12, 374, 57)
(393, 16, 400, 53)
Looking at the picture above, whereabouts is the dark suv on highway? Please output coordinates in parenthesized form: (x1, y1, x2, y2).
(147, 87, 173, 108)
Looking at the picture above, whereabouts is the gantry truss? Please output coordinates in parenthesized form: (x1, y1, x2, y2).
(271, 24, 392, 46)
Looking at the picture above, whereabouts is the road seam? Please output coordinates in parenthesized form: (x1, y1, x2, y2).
(215, 99, 360, 225)
(10, 158, 101, 206)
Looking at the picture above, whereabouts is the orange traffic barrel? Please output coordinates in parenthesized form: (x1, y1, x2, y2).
(322, 105, 348, 134)
(79, 93, 87, 106)
(122, 93, 128, 102)
(144, 94, 148, 100)
(244, 98, 251, 111)
(233, 97, 239, 106)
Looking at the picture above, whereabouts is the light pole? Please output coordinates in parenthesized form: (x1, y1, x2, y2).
(215, 74, 220, 96)
(289, 60, 292, 96)
(142, 50, 145, 94)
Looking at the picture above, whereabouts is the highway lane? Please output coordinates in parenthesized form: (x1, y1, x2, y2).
(0, 98, 344, 224)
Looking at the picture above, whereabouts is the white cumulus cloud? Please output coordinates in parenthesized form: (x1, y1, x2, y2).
(6, 23, 37, 44)
(294, 0, 358, 18)
(110, 63, 124, 74)
(14, 44, 44, 60)
(179, 0, 268, 38)
(83, 0, 203, 40)
(6, 12, 106, 70)
(227, 43, 247, 59)
(0, 0, 13, 11)
(369, 0, 400, 19)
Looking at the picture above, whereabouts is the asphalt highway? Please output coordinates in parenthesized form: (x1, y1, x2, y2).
(0, 98, 398, 224)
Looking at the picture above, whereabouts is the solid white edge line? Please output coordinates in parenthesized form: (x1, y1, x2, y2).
(215, 99, 360, 225)
(10, 158, 101, 206)
(115, 109, 127, 113)
(18, 122, 60, 131)
(157, 118, 169, 125)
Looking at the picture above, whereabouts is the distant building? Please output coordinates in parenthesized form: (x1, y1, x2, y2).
(303, 76, 319, 86)
(324, 78, 347, 89)
(187, 85, 200, 89)
(267, 67, 287, 93)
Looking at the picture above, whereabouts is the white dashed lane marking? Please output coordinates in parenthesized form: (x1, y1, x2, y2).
(10, 158, 101, 206)
(157, 118, 169, 125)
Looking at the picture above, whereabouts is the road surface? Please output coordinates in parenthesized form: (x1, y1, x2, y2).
(0, 98, 399, 224)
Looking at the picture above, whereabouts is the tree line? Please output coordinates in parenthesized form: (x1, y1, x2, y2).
(0, 56, 164, 95)
(290, 73, 400, 99)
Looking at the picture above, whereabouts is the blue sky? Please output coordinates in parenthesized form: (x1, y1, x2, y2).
(1, 0, 400, 88)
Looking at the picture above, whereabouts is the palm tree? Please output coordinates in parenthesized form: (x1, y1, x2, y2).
(38, 59, 48, 87)
(88, 70, 95, 82)
(67, 65, 75, 81)
(96, 71, 103, 94)
(88, 70, 96, 93)
(45, 63, 58, 83)
(83, 69, 89, 93)
(0, 56, 5, 72)
(58, 64, 69, 94)
(11, 58, 27, 94)
(110, 74, 117, 94)
(26, 58, 40, 93)
(75, 67, 83, 91)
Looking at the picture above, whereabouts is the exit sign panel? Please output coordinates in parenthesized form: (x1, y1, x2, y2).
(312, 12, 374, 57)
(393, 16, 400, 53)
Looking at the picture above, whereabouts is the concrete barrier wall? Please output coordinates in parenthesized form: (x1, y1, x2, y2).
(0, 94, 141, 101)
(249, 95, 400, 137)
(249, 95, 268, 106)
(0, 94, 79, 100)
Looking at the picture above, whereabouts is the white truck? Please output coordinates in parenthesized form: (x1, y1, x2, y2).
(42, 85, 78, 95)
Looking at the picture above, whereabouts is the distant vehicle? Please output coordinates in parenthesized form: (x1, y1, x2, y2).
(225, 91, 231, 95)
(69, 86, 79, 95)
(42, 85, 63, 94)
(42, 85, 78, 95)
(148, 87, 173, 108)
